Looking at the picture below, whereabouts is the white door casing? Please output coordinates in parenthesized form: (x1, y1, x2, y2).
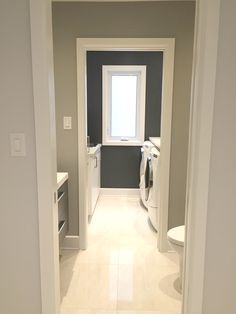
(76, 38, 175, 252)
(182, 0, 221, 313)
(27, 0, 228, 312)
(30, 0, 60, 313)
(29, 1, 225, 313)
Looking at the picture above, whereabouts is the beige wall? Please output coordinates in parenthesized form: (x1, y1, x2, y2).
(0, 1, 42, 313)
(202, 0, 236, 312)
(52, 1, 195, 235)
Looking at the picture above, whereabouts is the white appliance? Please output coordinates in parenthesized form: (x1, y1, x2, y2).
(87, 144, 101, 220)
(139, 141, 154, 208)
(147, 147, 161, 231)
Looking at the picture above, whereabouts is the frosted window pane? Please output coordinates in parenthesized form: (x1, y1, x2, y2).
(111, 75, 137, 137)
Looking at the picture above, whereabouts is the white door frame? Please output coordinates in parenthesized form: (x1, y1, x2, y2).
(30, 0, 60, 313)
(182, 0, 221, 313)
(29, 0, 222, 313)
(76, 38, 175, 251)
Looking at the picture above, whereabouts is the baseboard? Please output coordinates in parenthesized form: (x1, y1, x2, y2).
(100, 188, 140, 196)
(61, 235, 80, 250)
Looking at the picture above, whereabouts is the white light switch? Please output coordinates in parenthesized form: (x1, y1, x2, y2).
(63, 116, 72, 130)
(10, 133, 26, 156)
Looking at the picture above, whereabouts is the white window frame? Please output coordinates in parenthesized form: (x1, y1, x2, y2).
(102, 65, 146, 146)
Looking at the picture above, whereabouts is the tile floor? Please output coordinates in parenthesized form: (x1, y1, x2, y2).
(60, 195, 182, 314)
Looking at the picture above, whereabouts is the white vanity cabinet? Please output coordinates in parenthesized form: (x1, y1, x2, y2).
(87, 144, 101, 220)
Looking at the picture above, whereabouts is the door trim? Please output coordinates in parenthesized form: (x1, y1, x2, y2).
(30, 0, 60, 313)
(182, 0, 221, 313)
(76, 38, 175, 251)
(29, 1, 223, 312)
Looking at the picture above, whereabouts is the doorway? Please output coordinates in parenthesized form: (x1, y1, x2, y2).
(76, 38, 175, 252)
(30, 1, 228, 314)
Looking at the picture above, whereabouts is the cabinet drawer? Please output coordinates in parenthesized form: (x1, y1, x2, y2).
(58, 193, 67, 222)
(58, 183, 68, 220)
(58, 220, 68, 246)
(57, 181, 68, 247)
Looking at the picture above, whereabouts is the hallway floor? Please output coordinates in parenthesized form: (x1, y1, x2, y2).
(60, 195, 182, 314)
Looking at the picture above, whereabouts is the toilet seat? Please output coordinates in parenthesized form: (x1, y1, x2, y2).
(167, 225, 185, 247)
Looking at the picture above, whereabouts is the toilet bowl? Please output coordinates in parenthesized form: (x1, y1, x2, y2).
(167, 225, 185, 289)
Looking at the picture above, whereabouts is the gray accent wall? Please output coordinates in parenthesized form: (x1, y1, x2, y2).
(101, 146, 141, 188)
(52, 1, 195, 235)
(87, 51, 163, 188)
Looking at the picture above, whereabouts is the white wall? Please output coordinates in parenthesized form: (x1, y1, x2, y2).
(202, 0, 236, 313)
(0, 1, 42, 313)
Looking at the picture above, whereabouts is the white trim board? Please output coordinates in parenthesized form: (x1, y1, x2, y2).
(100, 188, 140, 196)
(182, 0, 221, 313)
(76, 38, 175, 253)
(30, 0, 60, 313)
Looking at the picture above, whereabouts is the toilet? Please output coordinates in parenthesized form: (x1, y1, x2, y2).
(167, 225, 185, 289)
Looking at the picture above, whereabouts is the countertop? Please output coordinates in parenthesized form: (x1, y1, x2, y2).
(149, 137, 161, 150)
(57, 172, 68, 189)
(87, 144, 102, 156)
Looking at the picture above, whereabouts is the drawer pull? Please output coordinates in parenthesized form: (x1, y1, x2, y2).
(57, 191, 65, 202)
(58, 220, 65, 232)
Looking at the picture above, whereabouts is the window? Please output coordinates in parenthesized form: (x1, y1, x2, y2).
(102, 65, 146, 146)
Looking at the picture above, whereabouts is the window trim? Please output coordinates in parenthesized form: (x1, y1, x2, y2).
(102, 65, 146, 146)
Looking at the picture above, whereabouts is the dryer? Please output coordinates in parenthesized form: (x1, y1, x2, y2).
(139, 141, 154, 208)
(147, 147, 160, 231)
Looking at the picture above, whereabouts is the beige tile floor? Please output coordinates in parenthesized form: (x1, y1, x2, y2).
(60, 195, 182, 314)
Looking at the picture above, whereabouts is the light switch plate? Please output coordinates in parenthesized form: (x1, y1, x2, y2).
(10, 133, 26, 156)
(63, 116, 72, 130)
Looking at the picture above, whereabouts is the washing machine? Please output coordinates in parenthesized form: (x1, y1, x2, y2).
(147, 147, 161, 231)
(139, 141, 154, 208)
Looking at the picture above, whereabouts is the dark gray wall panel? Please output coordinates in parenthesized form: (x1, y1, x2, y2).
(87, 51, 163, 187)
(101, 146, 141, 188)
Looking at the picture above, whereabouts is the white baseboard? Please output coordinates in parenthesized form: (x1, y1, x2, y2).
(61, 235, 80, 250)
(100, 188, 140, 196)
